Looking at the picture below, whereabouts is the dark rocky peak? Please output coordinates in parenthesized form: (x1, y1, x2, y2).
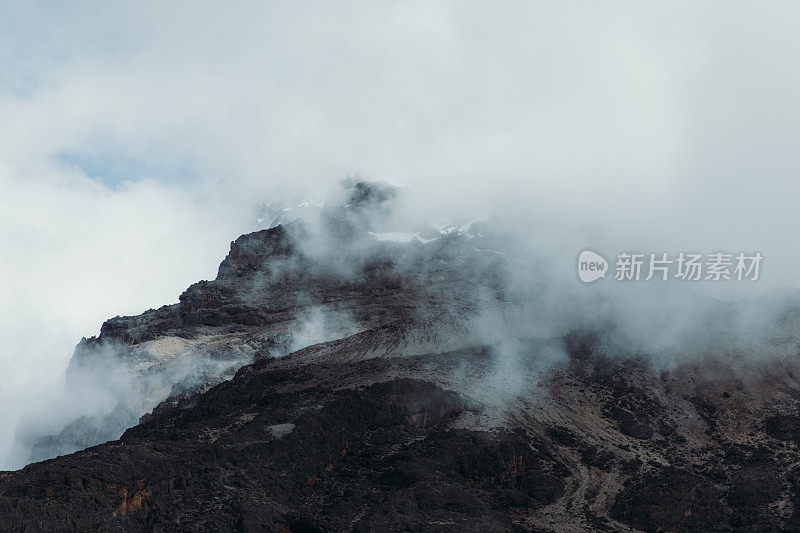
(214, 180, 403, 282)
(334, 178, 398, 213)
(7, 189, 516, 477)
(216, 221, 301, 279)
(321, 179, 400, 241)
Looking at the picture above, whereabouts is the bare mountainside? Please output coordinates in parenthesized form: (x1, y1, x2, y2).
(4, 183, 800, 531)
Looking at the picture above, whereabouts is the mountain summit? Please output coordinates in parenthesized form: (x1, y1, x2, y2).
(4, 183, 800, 531)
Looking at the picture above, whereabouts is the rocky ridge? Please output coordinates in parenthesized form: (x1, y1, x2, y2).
(4, 183, 800, 531)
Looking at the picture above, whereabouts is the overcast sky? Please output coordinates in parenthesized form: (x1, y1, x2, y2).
(2, 1, 800, 466)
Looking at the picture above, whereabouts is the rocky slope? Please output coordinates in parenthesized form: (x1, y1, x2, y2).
(4, 183, 800, 531)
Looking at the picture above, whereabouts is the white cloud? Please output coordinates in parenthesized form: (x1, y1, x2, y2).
(2, 0, 800, 466)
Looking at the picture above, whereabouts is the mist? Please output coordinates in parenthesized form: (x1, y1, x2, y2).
(3, 1, 800, 469)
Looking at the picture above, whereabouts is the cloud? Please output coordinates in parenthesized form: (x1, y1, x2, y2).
(2, 1, 800, 466)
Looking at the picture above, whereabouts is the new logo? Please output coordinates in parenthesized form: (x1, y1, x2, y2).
(578, 250, 608, 283)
